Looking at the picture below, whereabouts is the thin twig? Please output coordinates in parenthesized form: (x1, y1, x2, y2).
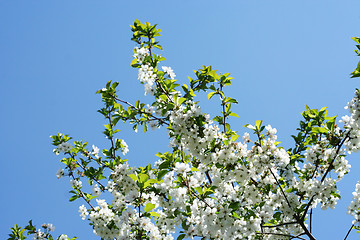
(262, 221, 298, 228)
(74, 159, 106, 190)
(343, 223, 355, 240)
(256, 232, 307, 240)
(113, 95, 169, 126)
(310, 208, 313, 233)
(69, 172, 95, 211)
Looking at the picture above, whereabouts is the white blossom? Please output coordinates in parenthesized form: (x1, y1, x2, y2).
(57, 142, 72, 153)
(79, 205, 88, 220)
(162, 66, 176, 79)
(59, 234, 68, 240)
(92, 184, 101, 196)
(70, 179, 82, 189)
(56, 168, 64, 179)
(91, 145, 100, 157)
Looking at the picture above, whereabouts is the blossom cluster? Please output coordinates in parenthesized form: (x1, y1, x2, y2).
(138, 63, 157, 95)
(347, 90, 360, 227)
(133, 47, 149, 64)
(70, 179, 82, 189)
(133, 46, 177, 96)
(51, 89, 360, 239)
(48, 21, 360, 240)
(348, 181, 360, 225)
(162, 66, 176, 80)
(164, 102, 307, 238)
(342, 89, 360, 152)
(32, 223, 56, 240)
(57, 142, 72, 154)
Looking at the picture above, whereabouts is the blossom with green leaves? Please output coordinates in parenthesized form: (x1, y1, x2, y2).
(8, 19, 360, 240)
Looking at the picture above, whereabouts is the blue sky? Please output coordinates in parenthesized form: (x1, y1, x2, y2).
(1, 1, 360, 239)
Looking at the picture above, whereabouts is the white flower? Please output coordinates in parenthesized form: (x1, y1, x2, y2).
(57, 142, 72, 153)
(91, 145, 100, 157)
(243, 132, 250, 142)
(149, 121, 158, 130)
(70, 179, 82, 189)
(92, 184, 101, 196)
(162, 66, 176, 79)
(265, 124, 277, 137)
(45, 223, 55, 232)
(133, 47, 149, 64)
(56, 168, 64, 179)
(79, 205, 88, 220)
(33, 229, 45, 240)
(174, 162, 190, 174)
(106, 181, 116, 192)
(59, 234, 68, 240)
(121, 139, 129, 155)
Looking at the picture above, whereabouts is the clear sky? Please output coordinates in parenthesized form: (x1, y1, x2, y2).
(1, 1, 360, 239)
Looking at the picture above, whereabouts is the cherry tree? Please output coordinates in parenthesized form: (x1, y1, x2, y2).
(8, 20, 360, 240)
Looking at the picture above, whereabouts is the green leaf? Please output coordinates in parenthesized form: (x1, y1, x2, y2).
(128, 174, 138, 182)
(139, 173, 149, 183)
(273, 211, 282, 220)
(69, 195, 79, 202)
(353, 37, 360, 45)
(208, 91, 217, 100)
(255, 120, 263, 130)
(144, 179, 158, 188)
(229, 201, 240, 210)
(351, 67, 360, 78)
(230, 134, 239, 142)
(150, 211, 160, 217)
(194, 187, 203, 195)
(232, 211, 240, 219)
(154, 45, 163, 50)
(144, 122, 148, 133)
(225, 103, 231, 113)
(177, 234, 186, 240)
(144, 203, 155, 212)
(229, 112, 239, 118)
(244, 124, 256, 130)
(178, 97, 187, 105)
(159, 95, 168, 101)
(312, 127, 328, 134)
(285, 187, 296, 193)
(319, 106, 327, 113)
(213, 116, 223, 124)
(157, 169, 169, 180)
(159, 160, 171, 169)
(208, 70, 220, 80)
(130, 58, 137, 66)
(190, 167, 199, 171)
(225, 97, 238, 104)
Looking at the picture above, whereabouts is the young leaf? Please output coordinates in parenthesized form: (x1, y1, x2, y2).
(144, 203, 155, 212)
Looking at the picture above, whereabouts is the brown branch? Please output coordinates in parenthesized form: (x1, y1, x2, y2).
(205, 170, 213, 185)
